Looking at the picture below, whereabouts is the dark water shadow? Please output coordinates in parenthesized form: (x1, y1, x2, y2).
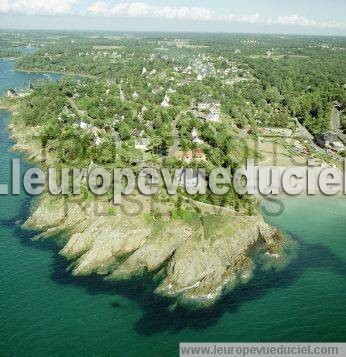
(2, 193, 346, 338)
(133, 234, 346, 336)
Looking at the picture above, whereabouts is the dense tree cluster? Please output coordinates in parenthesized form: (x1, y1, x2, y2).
(4, 31, 345, 212)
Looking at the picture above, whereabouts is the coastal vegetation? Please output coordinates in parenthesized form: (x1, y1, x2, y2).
(1, 30, 345, 307)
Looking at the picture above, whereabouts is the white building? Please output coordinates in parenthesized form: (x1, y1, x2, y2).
(161, 94, 170, 108)
(93, 136, 103, 146)
(197, 102, 210, 111)
(332, 141, 345, 152)
(138, 106, 148, 121)
(135, 138, 150, 151)
(73, 121, 105, 146)
(113, 115, 124, 125)
(207, 106, 221, 122)
(197, 101, 221, 122)
(191, 127, 203, 144)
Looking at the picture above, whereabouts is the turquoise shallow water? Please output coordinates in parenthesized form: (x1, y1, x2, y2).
(0, 59, 345, 356)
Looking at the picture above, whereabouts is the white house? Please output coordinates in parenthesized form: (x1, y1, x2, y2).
(207, 105, 221, 122)
(197, 101, 221, 122)
(161, 94, 170, 108)
(135, 138, 150, 151)
(191, 127, 203, 144)
(113, 115, 124, 125)
(138, 106, 148, 121)
(93, 136, 103, 146)
(197, 102, 210, 111)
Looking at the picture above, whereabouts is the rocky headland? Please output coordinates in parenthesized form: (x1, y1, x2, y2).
(8, 111, 292, 308)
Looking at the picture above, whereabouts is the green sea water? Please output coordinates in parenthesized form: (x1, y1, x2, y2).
(0, 59, 345, 356)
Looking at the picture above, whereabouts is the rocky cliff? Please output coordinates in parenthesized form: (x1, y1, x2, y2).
(9, 114, 290, 308)
(24, 192, 288, 307)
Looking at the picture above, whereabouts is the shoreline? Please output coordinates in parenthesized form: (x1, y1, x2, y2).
(14, 66, 96, 79)
(0, 100, 18, 112)
(1, 57, 94, 79)
(0, 57, 19, 60)
(4, 106, 292, 308)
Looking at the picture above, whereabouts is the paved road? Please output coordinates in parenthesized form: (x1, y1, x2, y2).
(331, 107, 345, 143)
(168, 110, 187, 157)
(293, 118, 324, 152)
